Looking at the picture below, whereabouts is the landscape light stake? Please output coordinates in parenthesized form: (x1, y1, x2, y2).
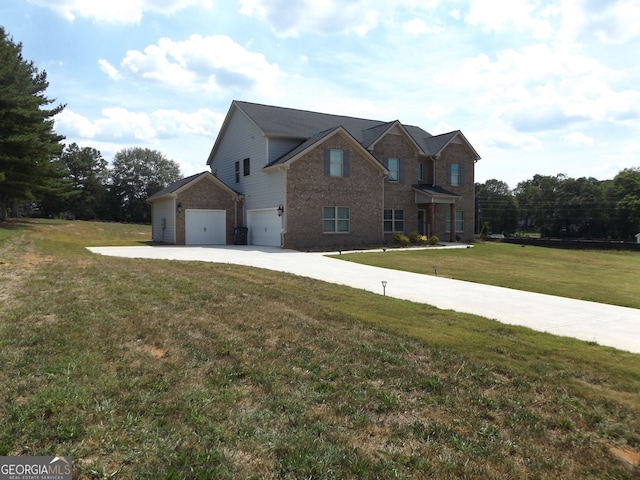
(381, 281, 387, 296)
(433, 265, 438, 276)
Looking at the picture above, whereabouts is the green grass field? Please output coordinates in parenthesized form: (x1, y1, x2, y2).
(334, 242, 640, 309)
(1, 219, 639, 479)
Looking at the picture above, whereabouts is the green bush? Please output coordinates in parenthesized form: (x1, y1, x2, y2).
(429, 235, 439, 245)
(480, 221, 490, 240)
(408, 231, 427, 245)
(393, 232, 410, 245)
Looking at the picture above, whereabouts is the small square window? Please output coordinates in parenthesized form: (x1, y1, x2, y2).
(323, 206, 350, 233)
(384, 209, 404, 232)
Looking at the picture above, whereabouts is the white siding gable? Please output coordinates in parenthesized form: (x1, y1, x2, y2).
(210, 108, 265, 191)
(210, 107, 285, 212)
(268, 137, 303, 163)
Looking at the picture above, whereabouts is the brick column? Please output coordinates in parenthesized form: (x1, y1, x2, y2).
(429, 203, 436, 239)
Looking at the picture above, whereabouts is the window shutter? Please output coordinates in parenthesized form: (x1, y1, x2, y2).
(460, 163, 465, 186)
(343, 150, 350, 177)
(399, 159, 405, 183)
(447, 163, 452, 185)
(324, 149, 331, 176)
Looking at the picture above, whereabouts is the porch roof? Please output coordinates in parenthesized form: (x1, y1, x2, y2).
(413, 184, 461, 204)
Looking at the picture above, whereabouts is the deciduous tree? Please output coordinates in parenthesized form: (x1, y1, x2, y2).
(110, 147, 181, 222)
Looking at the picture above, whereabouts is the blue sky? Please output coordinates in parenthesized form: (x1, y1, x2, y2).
(2, 0, 639, 188)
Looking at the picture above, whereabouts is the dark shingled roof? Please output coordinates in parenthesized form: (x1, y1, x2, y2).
(148, 172, 206, 200)
(208, 101, 480, 166)
(412, 184, 461, 198)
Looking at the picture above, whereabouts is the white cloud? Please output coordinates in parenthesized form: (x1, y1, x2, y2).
(55, 109, 99, 138)
(403, 17, 443, 35)
(120, 35, 281, 95)
(559, 0, 640, 45)
(465, 0, 553, 39)
(238, 0, 390, 37)
(561, 131, 594, 147)
(481, 131, 542, 151)
(54, 107, 223, 143)
(28, 0, 213, 23)
(433, 41, 638, 132)
(98, 59, 122, 80)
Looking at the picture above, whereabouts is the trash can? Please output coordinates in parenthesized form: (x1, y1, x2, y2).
(234, 227, 248, 245)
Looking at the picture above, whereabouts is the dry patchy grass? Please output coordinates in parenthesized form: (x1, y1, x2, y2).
(0, 220, 639, 479)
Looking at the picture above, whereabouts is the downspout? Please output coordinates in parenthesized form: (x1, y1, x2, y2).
(281, 165, 287, 248)
(381, 172, 386, 243)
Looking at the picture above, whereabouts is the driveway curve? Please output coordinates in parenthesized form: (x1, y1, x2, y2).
(88, 245, 640, 354)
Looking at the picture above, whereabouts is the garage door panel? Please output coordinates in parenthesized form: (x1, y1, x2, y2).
(247, 209, 281, 247)
(186, 209, 226, 245)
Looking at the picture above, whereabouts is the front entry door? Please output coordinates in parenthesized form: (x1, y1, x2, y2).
(418, 209, 426, 236)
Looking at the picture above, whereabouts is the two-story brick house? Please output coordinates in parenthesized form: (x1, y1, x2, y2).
(148, 100, 480, 249)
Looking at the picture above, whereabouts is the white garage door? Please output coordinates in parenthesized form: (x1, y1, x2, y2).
(247, 209, 281, 246)
(185, 209, 226, 245)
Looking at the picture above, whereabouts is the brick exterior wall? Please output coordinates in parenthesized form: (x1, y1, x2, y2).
(433, 142, 476, 243)
(281, 132, 477, 249)
(284, 134, 385, 250)
(370, 132, 422, 242)
(174, 177, 241, 245)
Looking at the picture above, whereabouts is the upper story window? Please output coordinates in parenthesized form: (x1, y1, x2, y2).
(384, 157, 404, 182)
(417, 163, 423, 181)
(243, 157, 250, 176)
(235, 161, 240, 183)
(324, 149, 350, 177)
(448, 163, 463, 186)
(387, 158, 399, 181)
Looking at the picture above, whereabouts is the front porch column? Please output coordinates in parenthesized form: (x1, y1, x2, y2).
(449, 203, 456, 242)
(428, 203, 436, 239)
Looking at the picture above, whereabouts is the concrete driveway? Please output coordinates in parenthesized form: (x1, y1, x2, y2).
(87, 245, 640, 354)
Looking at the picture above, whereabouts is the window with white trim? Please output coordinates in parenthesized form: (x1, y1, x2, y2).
(417, 162, 423, 181)
(323, 206, 350, 233)
(383, 209, 404, 233)
(446, 210, 464, 232)
(234, 161, 240, 183)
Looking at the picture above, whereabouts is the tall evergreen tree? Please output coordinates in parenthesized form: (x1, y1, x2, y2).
(60, 143, 109, 219)
(0, 26, 65, 220)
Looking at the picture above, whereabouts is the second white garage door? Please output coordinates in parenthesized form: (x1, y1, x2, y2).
(185, 209, 226, 245)
(247, 208, 281, 246)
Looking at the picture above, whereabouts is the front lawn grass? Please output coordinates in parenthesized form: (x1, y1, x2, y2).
(1, 220, 639, 478)
(334, 242, 640, 309)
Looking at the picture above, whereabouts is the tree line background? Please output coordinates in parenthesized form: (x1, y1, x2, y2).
(2, 25, 639, 238)
(0, 26, 182, 224)
(476, 169, 640, 240)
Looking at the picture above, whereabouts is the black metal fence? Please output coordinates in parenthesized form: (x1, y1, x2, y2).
(502, 237, 640, 251)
